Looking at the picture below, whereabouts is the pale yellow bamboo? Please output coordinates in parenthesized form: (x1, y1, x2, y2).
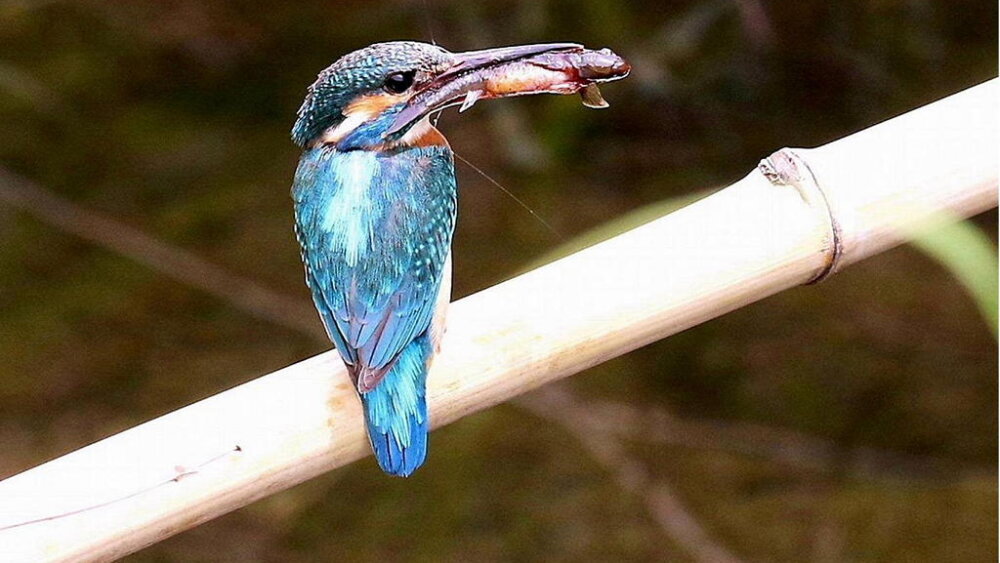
(0, 79, 996, 563)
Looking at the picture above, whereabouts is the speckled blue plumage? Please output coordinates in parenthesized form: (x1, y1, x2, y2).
(293, 144, 456, 476)
(363, 333, 431, 476)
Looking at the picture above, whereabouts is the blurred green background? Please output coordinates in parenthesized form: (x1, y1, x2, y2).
(1, 1, 997, 561)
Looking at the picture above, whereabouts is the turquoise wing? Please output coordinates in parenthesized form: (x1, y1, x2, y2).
(293, 145, 457, 391)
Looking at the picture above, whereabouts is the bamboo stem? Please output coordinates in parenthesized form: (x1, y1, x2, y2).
(0, 79, 996, 562)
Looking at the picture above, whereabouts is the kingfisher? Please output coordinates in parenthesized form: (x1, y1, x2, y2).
(291, 41, 628, 476)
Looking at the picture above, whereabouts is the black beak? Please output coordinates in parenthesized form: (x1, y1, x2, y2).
(385, 42, 629, 138)
(437, 42, 583, 78)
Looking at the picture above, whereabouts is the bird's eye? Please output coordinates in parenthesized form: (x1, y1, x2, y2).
(383, 70, 416, 94)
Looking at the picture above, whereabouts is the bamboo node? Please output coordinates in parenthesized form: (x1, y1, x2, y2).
(758, 148, 843, 284)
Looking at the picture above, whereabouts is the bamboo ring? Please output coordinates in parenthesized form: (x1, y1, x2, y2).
(758, 148, 844, 284)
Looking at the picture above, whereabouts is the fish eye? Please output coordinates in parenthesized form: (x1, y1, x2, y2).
(383, 70, 416, 94)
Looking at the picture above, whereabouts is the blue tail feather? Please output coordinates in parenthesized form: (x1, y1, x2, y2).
(360, 334, 431, 477)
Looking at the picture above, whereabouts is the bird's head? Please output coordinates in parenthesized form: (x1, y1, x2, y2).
(292, 41, 630, 151)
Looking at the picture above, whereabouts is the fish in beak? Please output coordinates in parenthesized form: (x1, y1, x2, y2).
(385, 43, 631, 138)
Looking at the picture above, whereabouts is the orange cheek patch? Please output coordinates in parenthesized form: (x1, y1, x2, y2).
(344, 92, 408, 118)
(409, 125, 449, 148)
(341, 92, 449, 149)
